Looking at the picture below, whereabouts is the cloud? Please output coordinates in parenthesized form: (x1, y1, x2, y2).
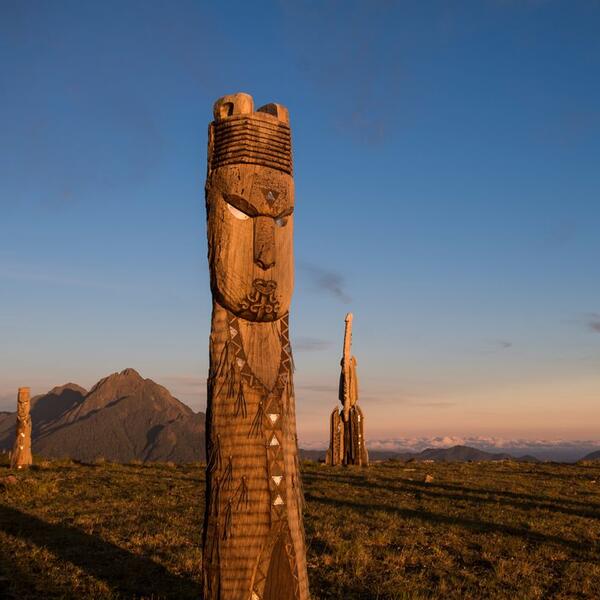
(0, 261, 131, 292)
(489, 0, 553, 8)
(0, 393, 16, 413)
(491, 339, 512, 350)
(299, 435, 600, 461)
(586, 313, 600, 333)
(418, 402, 456, 409)
(542, 220, 578, 248)
(314, 435, 600, 453)
(299, 263, 351, 303)
(475, 339, 513, 355)
(158, 374, 206, 391)
(155, 374, 207, 412)
(295, 383, 338, 394)
(280, 1, 404, 144)
(294, 337, 333, 352)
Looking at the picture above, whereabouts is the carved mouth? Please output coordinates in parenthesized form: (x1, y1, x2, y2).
(239, 279, 280, 321)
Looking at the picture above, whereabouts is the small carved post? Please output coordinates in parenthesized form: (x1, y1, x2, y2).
(203, 93, 310, 600)
(326, 314, 368, 466)
(10, 387, 32, 469)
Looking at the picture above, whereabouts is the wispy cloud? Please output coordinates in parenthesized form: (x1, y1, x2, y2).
(0, 393, 16, 413)
(418, 402, 456, 409)
(294, 337, 333, 352)
(490, 339, 513, 350)
(299, 263, 351, 303)
(541, 220, 577, 248)
(158, 374, 206, 391)
(586, 313, 600, 333)
(281, 1, 404, 144)
(0, 262, 128, 291)
(295, 382, 337, 394)
(300, 436, 600, 460)
(490, 0, 552, 8)
(364, 436, 600, 454)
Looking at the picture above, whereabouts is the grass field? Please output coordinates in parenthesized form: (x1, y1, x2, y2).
(1, 458, 600, 599)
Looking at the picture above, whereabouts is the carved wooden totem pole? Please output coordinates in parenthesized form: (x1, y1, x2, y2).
(203, 93, 310, 600)
(11, 387, 32, 469)
(326, 314, 368, 466)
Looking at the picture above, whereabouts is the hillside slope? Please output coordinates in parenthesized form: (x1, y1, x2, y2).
(1, 369, 205, 463)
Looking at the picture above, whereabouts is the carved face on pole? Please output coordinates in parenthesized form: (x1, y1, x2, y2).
(16, 388, 30, 419)
(206, 94, 294, 322)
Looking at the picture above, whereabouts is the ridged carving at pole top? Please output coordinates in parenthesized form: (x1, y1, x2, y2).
(11, 387, 32, 469)
(326, 313, 369, 467)
(203, 92, 310, 600)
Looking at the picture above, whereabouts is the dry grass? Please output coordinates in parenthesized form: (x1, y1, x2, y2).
(1, 458, 600, 599)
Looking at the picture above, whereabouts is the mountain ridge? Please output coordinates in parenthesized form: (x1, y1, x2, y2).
(299, 444, 540, 463)
(0, 368, 205, 463)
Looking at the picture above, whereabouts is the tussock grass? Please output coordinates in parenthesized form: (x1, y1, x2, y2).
(1, 460, 600, 598)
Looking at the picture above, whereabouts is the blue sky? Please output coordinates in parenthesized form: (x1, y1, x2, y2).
(1, 0, 599, 444)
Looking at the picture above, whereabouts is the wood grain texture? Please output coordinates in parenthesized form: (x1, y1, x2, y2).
(10, 388, 32, 469)
(203, 93, 309, 600)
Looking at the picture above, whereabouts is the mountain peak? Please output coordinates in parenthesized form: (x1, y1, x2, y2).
(47, 383, 88, 397)
(118, 367, 143, 380)
(87, 368, 144, 396)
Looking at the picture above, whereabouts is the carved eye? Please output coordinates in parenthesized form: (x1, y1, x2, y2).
(275, 217, 288, 227)
(227, 202, 250, 220)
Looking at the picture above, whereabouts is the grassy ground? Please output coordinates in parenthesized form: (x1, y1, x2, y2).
(1, 458, 600, 599)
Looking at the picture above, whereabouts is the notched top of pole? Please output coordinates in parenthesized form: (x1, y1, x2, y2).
(17, 387, 31, 416)
(209, 93, 292, 176)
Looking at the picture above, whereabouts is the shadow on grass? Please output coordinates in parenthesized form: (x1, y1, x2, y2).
(302, 471, 600, 522)
(0, 504, 200, 599)
(303, 469, 600, 511)
(304, 491, 600, 557)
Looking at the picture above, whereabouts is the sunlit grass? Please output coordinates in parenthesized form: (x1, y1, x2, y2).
(1, 459, 600, 598)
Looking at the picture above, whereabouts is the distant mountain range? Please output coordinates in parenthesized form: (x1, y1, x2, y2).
(1, 369, 597, 464)
(0, 368, 205, 463)
(298, 445, 540, 463)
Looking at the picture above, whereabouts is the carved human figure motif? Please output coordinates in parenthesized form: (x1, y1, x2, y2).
(11, 387, 32, 469)
(326, 314, 368, 467)
(203, 93, 310, 600)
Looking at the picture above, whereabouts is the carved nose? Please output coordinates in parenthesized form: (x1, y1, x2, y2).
(254, 216, 276, 270)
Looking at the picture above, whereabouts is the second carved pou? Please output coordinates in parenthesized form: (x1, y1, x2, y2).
(11, 387, 32, 469)
(203, 93, 309, 600)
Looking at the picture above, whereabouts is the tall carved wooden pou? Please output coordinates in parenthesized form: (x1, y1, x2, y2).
(326, 314, 368, 466)
(203, 93, 309, 600)
(11, 387, 32, 469)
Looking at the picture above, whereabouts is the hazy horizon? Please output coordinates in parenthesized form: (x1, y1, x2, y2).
(2, 2, 599, 447)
